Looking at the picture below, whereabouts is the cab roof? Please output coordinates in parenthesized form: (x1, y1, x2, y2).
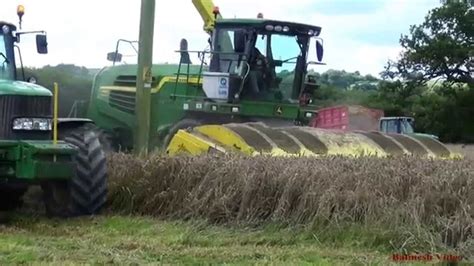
(0, 21, 16, 31)
(380, 116, 414, 120)
(215, 18, 322, 36)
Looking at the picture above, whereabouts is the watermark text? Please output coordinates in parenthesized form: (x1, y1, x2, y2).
(392, 253, 463, 263)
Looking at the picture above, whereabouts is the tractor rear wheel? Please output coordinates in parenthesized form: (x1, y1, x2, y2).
(41, 125, 107, 217)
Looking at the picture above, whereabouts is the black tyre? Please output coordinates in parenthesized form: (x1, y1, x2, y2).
(82, 123, 117, 154)
(0, 187, 27, 211)
(162, 118, 203, 150)
(42, 126, 107, 217)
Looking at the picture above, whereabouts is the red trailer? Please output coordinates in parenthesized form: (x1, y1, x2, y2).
(310, 105, 384, 131)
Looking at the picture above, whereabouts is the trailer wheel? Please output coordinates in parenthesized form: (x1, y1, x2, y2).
(42, 126, 107, 217)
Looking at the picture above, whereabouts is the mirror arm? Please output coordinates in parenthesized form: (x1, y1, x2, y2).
(112, 39, 138, 65)
(16, 30, 46, 37)
(14, 45, 25, 81)
(113, 41, 120, 66)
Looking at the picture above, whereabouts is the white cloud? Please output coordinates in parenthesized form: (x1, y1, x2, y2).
(0, 0, 440, 76)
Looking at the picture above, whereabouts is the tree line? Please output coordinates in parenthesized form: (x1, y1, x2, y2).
(311, 1, 473, 142)
(22, 64, 93, 117)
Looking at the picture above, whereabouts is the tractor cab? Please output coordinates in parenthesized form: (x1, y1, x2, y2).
(0, 22, 18, 80)
(380, 116, 415, 134)
(179, 18, 324, 104)
(0, 9, 52, 140)
(379, 116, 439, 140)
(0, 20, 48, 82)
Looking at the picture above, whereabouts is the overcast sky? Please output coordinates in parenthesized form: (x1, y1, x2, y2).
(1, 0, 441, 77)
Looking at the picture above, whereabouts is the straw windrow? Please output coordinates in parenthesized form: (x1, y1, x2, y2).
(106, 153, 473, 256)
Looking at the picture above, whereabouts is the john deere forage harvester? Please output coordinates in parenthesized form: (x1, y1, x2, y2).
(79, 0, 457, 159)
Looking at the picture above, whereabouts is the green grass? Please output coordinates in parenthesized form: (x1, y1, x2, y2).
(0, 215, 408, 265)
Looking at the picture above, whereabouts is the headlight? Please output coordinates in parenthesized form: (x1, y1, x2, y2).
(13, 118, 52, 131)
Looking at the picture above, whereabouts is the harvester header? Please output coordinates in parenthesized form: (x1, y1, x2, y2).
(167, 122, 457, 158)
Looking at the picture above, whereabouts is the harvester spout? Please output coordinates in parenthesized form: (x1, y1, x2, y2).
(192, 0, 221, 34)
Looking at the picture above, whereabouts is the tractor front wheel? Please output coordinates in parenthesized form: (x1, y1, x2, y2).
(0, 187, 27, 211)
(82, 123, 118, 154)
(41, 125, 107, 217)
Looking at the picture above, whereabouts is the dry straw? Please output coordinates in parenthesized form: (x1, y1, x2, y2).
(107, 153, 473, 254)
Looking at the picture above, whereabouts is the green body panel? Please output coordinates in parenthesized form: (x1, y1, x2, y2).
(0, 80, 52, 96)
(0, 140, 76, 180)
(85, 63, 318, 151)
(0, 79, 76, 182)
(86, 64, 203, 148)
(409, 133, 440, 140)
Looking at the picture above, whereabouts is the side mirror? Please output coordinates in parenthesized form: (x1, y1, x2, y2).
(316, 39, 323, 62)
(273, 60, 283, 67)
(107, 51, 122, 62)
(36, 34, 48, 54)
(233, 30, 246, 53)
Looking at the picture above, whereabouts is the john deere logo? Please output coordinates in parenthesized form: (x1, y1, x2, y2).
(276, 106, 282, 115)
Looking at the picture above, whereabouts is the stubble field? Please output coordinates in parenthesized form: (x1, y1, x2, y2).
(0, 147, 472, 264)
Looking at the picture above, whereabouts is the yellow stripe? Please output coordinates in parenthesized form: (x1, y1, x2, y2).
(100, 76, 202, 94)
(53, 82, 59, 145)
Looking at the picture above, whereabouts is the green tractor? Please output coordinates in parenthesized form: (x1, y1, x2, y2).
(0, 6, 107, 216)
(72, 0, 455, 159)
(379, 116, 439, 140)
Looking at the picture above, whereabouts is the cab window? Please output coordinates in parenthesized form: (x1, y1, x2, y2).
(381, 120, 399, 133)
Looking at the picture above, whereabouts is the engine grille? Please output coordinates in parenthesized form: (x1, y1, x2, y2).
(0, 95, 52, 140)
(109, 91, 136, 114)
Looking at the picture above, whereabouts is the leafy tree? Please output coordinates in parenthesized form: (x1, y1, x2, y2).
(382, 1, 473, 87)
(313, 69, 380, 90)
(374, 1, 474, 142)
(349, 81, 378, 91)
